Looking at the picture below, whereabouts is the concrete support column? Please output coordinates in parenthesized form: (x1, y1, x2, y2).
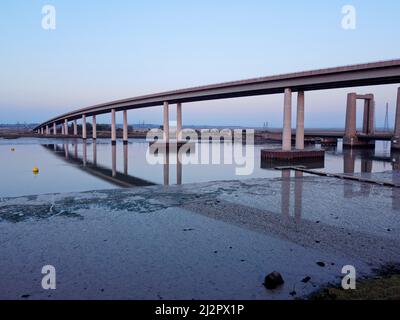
(92, 115, 97, 140)
(392, 88, 400, 150)
(344, 93, 357, 147)
(177, 103, 182, 141)
(53, 123, 56, 135)
(73, 120, 78, 136)
(368, 99, 375, 135)
(362, 96, 375, 135)
(111, 109, 116, 144)
(163, 102, 169, 143)
(282, 88, 292, 151)
(82, 115, 87, 140)
(46, 126, 49, 135)
(296, 91, 305, 150)
(123, 110, 128, 143)
(41, 128, 44, 135)
(64, 119, 68, 135)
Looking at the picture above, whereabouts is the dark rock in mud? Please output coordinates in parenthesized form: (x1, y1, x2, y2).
(264, 272, 284, 290)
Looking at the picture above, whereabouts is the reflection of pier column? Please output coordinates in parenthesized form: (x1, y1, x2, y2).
(361, 159, 373, 173)
(163, 151, 170, 186)
(392, 88, 400, 150)
(74, 143, 78, 159)
(282, 89, 292, 151)
(123, 110, 128, 143)
(111, 109, 116, 145)
(163, 102, 169, 143)
(82, 140, 87, 166)
(343, 149, 355, 198)
(392, 152, 400, 210)
(93, 141, 97, 166)
(360, 158, 372, 195)
(177, 152, 182, 185)
(177, 103, 182, 141)
(112, 144, 116, 177)
(64, 144, 69, 159)
(73, 120, 78, 136)
(82, 115, 87, 140)
(294, 171, 303, 223)
(296, 91, 305, 150)
(343, 149, 355, 174)
(281, 170, 290, 222)
(92, 115, 97, 140)
(123, 143, 128, 175)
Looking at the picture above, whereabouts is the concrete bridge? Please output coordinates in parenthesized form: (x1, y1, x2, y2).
(34, 59, 400, 158)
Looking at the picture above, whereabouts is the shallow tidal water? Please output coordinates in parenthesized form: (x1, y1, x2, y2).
(0, 137, 395, 198)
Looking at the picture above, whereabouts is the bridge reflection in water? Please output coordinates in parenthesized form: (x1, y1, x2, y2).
(265, 148, 400, 221)
(42, 141, 190, 188)
(42, 140, 400, 215)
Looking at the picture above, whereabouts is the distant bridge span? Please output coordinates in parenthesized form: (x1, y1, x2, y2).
(34, 59, 400, 152)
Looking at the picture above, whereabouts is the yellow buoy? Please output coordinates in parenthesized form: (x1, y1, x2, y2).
(32, 167, 39, 174)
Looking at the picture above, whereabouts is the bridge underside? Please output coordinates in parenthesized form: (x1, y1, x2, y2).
(34, 59, 400, 158)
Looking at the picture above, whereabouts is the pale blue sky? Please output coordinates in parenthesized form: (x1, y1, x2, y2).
(0, 0, 399, 127)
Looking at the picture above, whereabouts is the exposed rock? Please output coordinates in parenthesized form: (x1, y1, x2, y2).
(263, 272, 284, 290)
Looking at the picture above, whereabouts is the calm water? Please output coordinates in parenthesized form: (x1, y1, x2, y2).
(0, 137, 395, 197)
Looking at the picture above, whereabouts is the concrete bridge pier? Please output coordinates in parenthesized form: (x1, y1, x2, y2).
(82, 115, 87, 140)
(73, 120, 78, 136)
(343, 93, 375, 148)
(111, 109, 116, 145)
(177, 103, 182, 141)
(363, 97, 375, 135)
(261, 89, 324, 161)
(296, 91, 305, 150)
(123, 110, 128, 144)
(64, 119, 68, 135)
(46, 125, 49, 135)
(92, 115, 97, 140)
(392, 88, 400, 150)
(163, 102, 169, 143)
(53, 123, 56, 136)
(282, 88, 292, 152)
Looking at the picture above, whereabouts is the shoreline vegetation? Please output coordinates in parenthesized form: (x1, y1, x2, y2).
(308, 264, 400, 300)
